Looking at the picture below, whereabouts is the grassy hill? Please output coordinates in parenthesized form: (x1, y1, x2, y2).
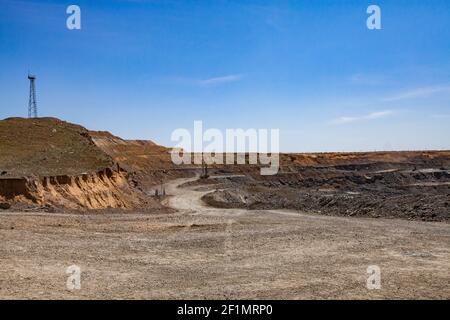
(0, 117, 113, 177)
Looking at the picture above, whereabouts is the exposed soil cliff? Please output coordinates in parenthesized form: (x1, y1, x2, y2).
(0, 168, 154, 210)
(0, 118, 162, 211)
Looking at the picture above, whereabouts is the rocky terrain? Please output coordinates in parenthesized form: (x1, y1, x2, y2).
(202, 162, 450, 222)
(0, 118, 165, 211)
(1, 117, 449, 221)
(89, 130, 195, 191)
(1, 177, 449, 299)
(0, 117, 449, 299)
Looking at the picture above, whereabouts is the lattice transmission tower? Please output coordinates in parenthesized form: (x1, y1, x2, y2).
(28, 73, 38, 118)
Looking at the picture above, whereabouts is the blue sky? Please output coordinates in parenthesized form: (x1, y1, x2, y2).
(1, 0, 449, 151)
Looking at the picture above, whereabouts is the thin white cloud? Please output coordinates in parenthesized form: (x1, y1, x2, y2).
(198, 74, 244, 87)
(365, 110, 394, 119)
(430, 114, 450, 119)
(331, 110, 394, 125)
(383, 85, 450, 102)
(349, 73, 386, 85)
(163, 74, 244, 87)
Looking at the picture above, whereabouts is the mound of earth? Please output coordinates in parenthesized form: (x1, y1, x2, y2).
(89, 130, 170, 172)
(0, 117, 165, 211)
(0, 117, 113, 177)
(90, 131, 195, 189)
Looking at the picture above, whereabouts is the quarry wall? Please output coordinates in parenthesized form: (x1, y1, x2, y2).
(0, 168, 145, 210)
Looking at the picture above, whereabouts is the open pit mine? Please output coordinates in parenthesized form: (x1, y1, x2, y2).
(0, 117, 449, 299)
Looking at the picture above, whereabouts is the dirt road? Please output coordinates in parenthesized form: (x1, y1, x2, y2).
(0, 176, 449, 299)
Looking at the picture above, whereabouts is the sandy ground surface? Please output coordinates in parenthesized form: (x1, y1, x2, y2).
(0, 176, 449, 299)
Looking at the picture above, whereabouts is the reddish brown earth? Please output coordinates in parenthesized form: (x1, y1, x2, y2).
(0, 177, 448, 299)
(89, 130, 194, 191)
(1, 117, 449, 221)
(0, 118, 164, 211)
(0, 117, 449, 299)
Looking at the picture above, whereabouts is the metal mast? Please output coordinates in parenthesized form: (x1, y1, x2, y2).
(28, 74, 38, 118)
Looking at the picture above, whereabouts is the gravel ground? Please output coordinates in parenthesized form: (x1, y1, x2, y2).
(0, 178, 449, 299)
